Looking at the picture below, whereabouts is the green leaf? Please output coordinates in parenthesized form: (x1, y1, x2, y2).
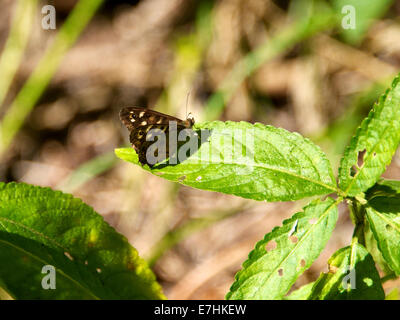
(0, 0, 38, 107)
(0, 182, 164, 299)
(365, 196, 400, 275)
(116, 121, 337, 202)
(366, 179, 400, 199)
(338, 74, 400, 197)
(333, 0, 393, 45)
(309, 243, 384, 300)
(284, 281, 314, 300)
(364, 216, 393, 274)
(226, 198, 338, 300)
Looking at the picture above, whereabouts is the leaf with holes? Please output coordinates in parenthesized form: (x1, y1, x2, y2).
(338, 75, 400, 197)
(365, 195, 400, 275)
(364, 217, 393, 275)
(0, 182, 164, 299)
(364, 180, 400, 274)
(308, 243, 384, 300)
(116, 120, 337, 202)
(226, 198, 338, 300)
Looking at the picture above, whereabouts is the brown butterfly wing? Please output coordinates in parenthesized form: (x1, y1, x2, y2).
(120, 107, 194, 166)
(120, 107, 190, 128)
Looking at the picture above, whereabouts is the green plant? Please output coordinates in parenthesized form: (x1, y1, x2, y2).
(1, 73, 400, 299)
(115, 73, 400, 300)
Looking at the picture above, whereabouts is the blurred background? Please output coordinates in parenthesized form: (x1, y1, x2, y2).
(0, 0, 400, 299)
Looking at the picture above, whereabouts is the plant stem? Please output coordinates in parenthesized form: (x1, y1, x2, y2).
(0, 0, 38, 108)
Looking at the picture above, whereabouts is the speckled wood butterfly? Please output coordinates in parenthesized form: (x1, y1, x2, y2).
(120, 107, 195, 166)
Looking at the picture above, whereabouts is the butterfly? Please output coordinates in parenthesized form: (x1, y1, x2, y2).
(120, 107, 195, 166)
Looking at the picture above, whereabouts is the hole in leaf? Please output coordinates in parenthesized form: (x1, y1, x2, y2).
(309, 218, 317, 225)
(351, 149, 367, 177)
(96, 268, 102, 273)
(350, 165, 358, 177)
(289, 235, 298, 243)
(265, 240, 277, 251)
(178, 175, 186, 182)
(278, 268, 283, 276)
(196, 176, 202, 181)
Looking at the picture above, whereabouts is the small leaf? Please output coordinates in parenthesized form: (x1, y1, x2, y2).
(365, 196, 400, 275)
(0, 182, 164, 299)
(226, 198, 338, 300)
(338, 74, 400, 197)
(309, 243, 384, 300)
(116, 121, 337, 202)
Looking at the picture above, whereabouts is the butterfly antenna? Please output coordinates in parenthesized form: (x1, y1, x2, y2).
(185, 90, 191, 118)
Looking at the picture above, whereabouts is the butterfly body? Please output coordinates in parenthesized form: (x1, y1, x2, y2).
(120, 107, 195, 166)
